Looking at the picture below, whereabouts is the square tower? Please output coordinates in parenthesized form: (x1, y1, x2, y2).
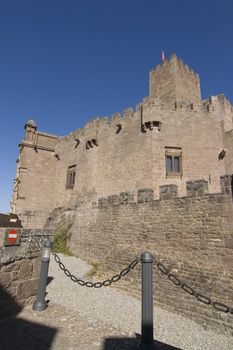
(149, 53, 201, 107)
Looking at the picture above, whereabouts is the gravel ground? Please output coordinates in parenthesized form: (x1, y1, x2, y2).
(46, 253, 233, 350)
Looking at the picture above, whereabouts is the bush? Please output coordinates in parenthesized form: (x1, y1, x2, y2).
(53, 223, 74, 256)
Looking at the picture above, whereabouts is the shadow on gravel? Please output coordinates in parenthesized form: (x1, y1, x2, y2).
(0, 284, 57, 349)
(103, 334, 183, 350)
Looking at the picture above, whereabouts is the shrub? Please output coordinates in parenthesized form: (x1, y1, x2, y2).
(53, 223, 74, 256)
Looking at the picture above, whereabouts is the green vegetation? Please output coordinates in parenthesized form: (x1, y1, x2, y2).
(86, 262, 101, 277)
(53, 223, 74, 256)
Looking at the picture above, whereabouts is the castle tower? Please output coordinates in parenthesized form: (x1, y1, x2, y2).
(24, 119, 37, 143)
(11, 119, 58, 227)
(149, 53, 201, 107)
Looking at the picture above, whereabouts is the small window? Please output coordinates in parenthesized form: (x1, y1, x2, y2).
(165, 148, 182, 177)
(66, 165, 76, 189)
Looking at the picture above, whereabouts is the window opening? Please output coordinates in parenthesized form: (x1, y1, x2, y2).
(165, 148, 182, 177)
(66, 165, 76, 189)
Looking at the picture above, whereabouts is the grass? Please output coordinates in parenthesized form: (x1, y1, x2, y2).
(86, 262, 101, 277)
(53, 223, 74, 256)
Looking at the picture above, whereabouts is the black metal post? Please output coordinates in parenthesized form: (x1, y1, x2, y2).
(33, 239, 52, 311)
(140, 252, 154, 349)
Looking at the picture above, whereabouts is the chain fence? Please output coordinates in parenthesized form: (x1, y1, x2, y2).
(52, 250, 139, 288)
(51, 248, 233, 314)
(155, 259, 233, 314)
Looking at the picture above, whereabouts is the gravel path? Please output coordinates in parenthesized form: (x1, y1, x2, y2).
(46, 253, 233, 350)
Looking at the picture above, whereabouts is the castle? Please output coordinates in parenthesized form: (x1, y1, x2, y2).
(11, 53, 233, 228)
(10, 54, 233, 333)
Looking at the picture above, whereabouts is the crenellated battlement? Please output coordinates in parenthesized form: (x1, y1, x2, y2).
(202, 94, 233, 113)
(216, 94, 233, 113)
(154, 54, 199, 79)
(53, 54, 233, 142)
(150, 53, 201, 108)
(176, 56, 199, 78)
(97, 175, 232, 209)
(14, 55, 233, 229)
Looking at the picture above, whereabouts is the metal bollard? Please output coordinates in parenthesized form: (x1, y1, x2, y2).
(140, 252, 154, 349)
(33, 239, 52, 311)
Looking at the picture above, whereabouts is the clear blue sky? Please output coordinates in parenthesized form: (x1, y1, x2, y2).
(0, 0, 233, 213)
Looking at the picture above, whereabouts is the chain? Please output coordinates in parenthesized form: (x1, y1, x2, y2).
(51, 250, 232, 314)
(52, 251, 139, 288)
(156, 260, 233, 314)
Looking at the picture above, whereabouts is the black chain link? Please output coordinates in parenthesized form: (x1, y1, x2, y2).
(52, 251, 139, 288)
(155, 261, 233, 314)
(52, 250, 232, 314)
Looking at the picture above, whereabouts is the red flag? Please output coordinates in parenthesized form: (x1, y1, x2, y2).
(162, 50, 165, 62)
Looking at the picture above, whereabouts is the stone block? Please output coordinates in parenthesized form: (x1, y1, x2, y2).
(0, 272, 12, 287)
(2, 261, 20, 272)
(98, 198, 108, 209)
(18, 259, 33, 280)
(225, 239, 233, 249)
(123, 107, 134, 119)
(186, 180, 209, 197)
(220, 175, 232, 196)
(32, 256, 41, 277)
(111, 112, 122, 122)
(119, 191, 134, 204)
(11, 271, 18, 281)
(221, 256, 233, 266)
(137, 189, 154, 203)
(107, 195, 119, 206)
(159, 184, 178, 200)
(16, 279, 38, 300)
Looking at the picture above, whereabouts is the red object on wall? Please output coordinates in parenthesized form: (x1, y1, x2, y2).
(7, 229, 18, 243)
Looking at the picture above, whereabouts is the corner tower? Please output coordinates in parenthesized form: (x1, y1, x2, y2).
(149, 53, 201, 107)
(11, 119, 58, 228)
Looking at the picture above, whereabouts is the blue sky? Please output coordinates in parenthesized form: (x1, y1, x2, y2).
(0, 0, 233, 213)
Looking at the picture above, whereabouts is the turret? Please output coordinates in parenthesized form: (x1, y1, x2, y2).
(24, 119, 37, 142)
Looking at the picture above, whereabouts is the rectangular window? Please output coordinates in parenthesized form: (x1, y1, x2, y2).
(66, 165, 76, 189)
(165, 148, 182, 177)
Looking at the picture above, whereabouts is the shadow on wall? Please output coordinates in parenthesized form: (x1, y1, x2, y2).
(103, 334, 183, 350)
(0, 284, 57, 350)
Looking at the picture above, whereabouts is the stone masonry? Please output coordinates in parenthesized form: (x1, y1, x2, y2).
(11, 53, 233, 229)
(0, 229, 52, 318)
(53, 176, 233, 336)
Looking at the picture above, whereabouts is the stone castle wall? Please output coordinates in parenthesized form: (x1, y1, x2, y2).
(0, 229, 48, 317)
(11, 54, 233, 233)
(0, 255, 40, 317)
(64, 176, 233, 335)
(224, 129, 233, 174)
(52, 105, 226, 210)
